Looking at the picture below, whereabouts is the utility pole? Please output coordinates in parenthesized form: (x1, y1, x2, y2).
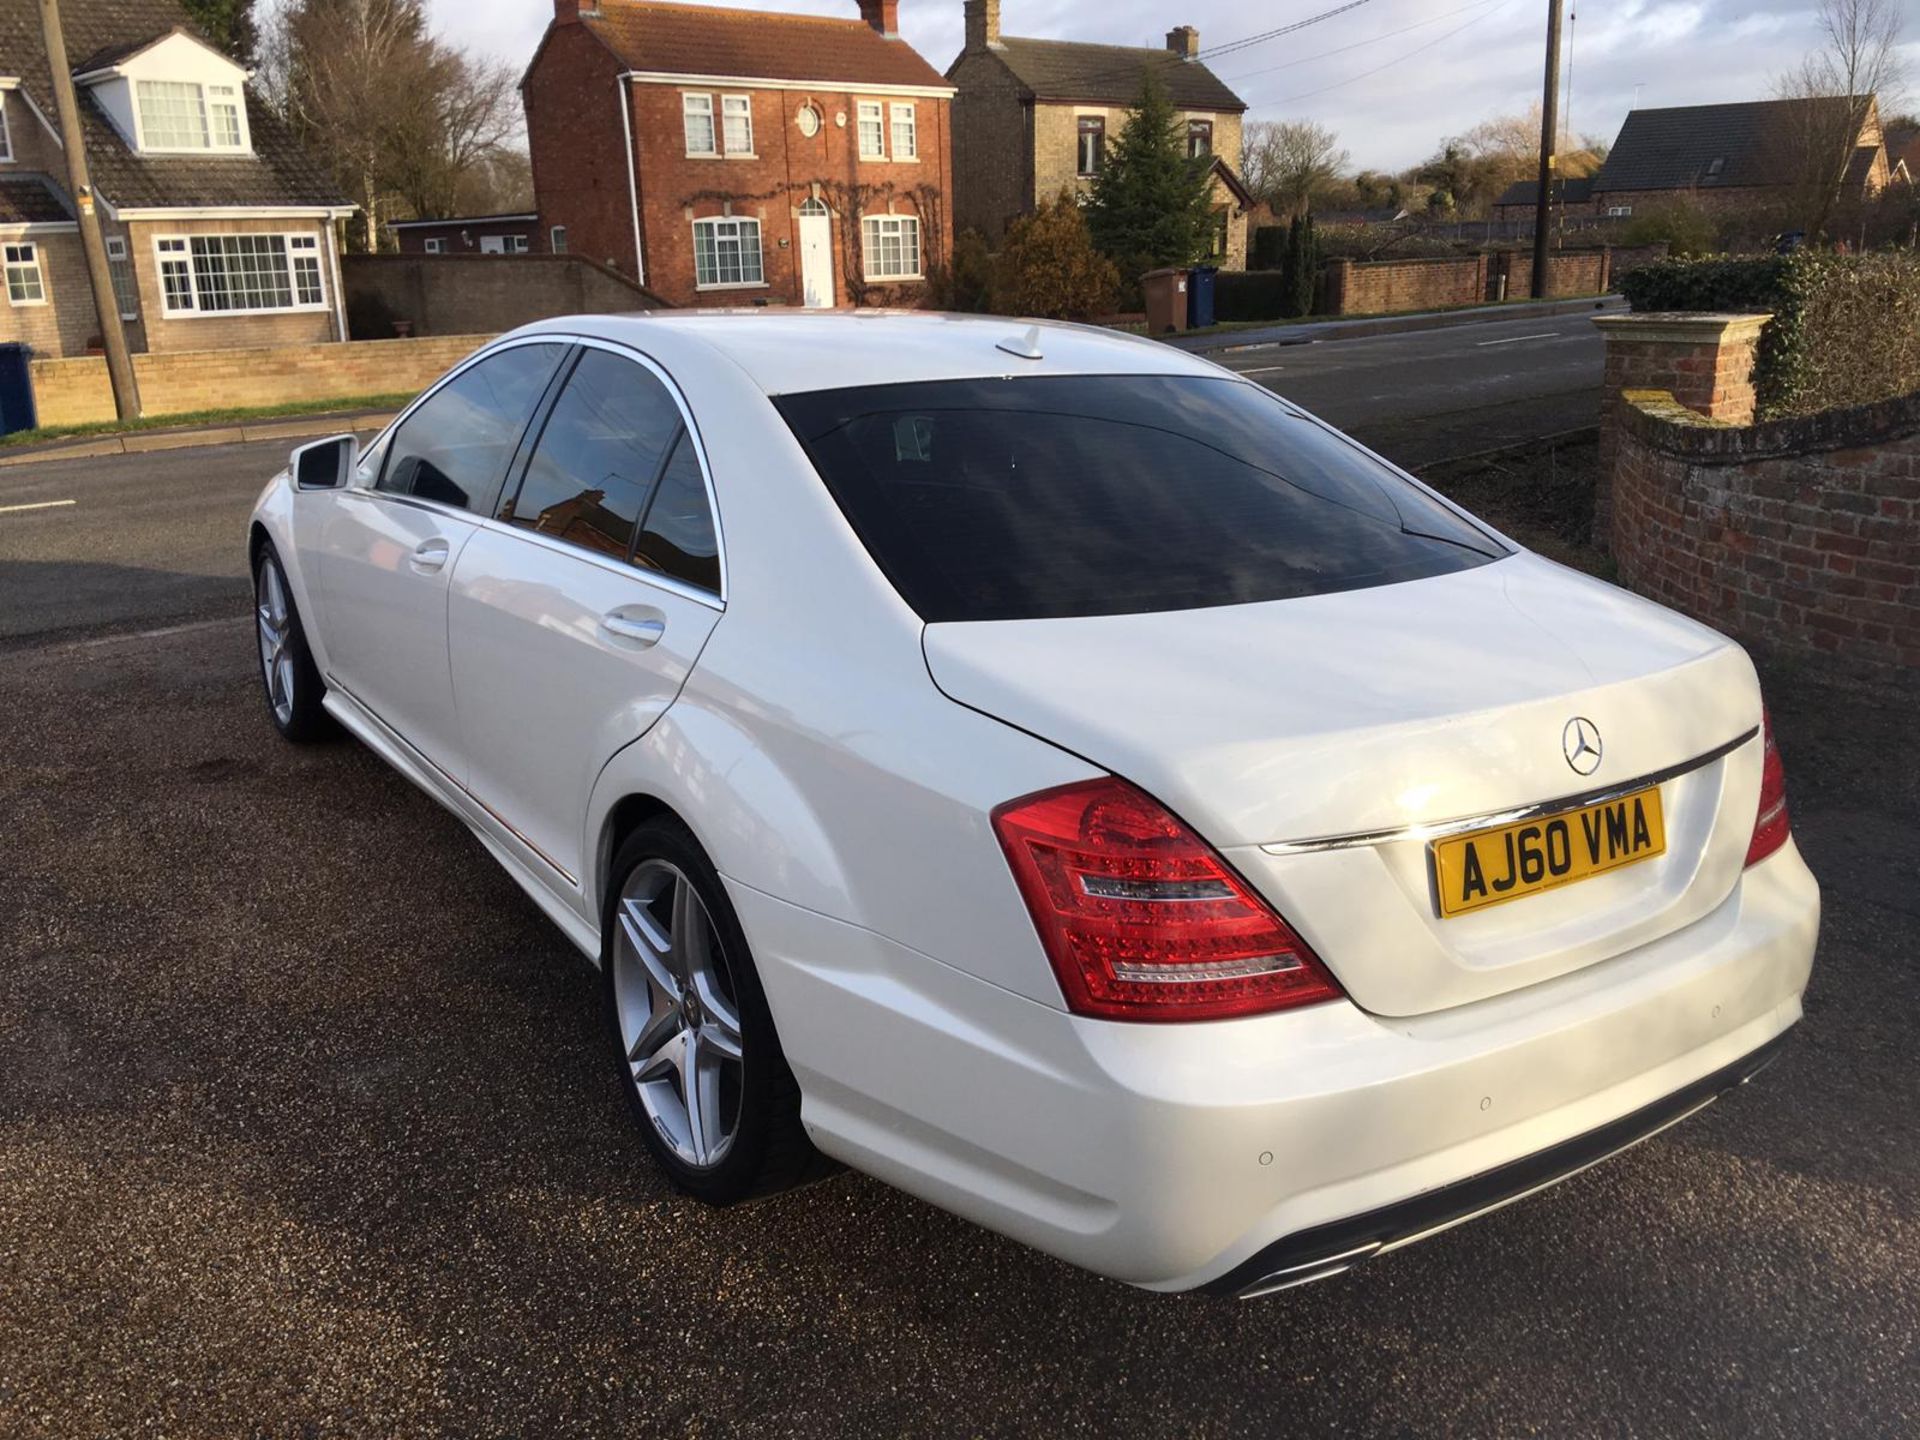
(39, 0, 139, 419)
(1529, 0, 1563, 303)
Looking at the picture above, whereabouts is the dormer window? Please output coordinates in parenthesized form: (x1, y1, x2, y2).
(135, 79, 248, 152)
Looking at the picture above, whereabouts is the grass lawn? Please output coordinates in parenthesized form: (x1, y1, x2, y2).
(1, 392, 417, 449)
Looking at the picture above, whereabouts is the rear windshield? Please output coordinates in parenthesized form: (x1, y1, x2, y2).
(775, 375, 1506, 623)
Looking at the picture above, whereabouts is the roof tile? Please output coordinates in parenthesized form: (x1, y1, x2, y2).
(984, 36, 1245, 112)
(583, 0, 950, 89)
(1595, 97, 1871, 193)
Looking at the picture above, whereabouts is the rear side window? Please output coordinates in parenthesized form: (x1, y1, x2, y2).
(503, 349, 685, 558)
(379, 343, 565, 513)
(632, 432, 720, 594)
(776, 376, 1506, 622)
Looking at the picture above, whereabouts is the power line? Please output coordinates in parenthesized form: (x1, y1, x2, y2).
(1222, 0, 1505, 88)
(1042, 0, 1381, 100)
(1252, 0, 1522, 108)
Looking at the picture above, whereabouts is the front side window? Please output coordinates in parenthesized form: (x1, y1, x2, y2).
(683, 93, 717, 155)
(378, 343, 566, 513)
(105, 236, 139, 319)
(4, 242, 44, 304)
(857, 101, 885, 158)
(154, 233, 328, 314)
(502, 349, 685, 559)
(861, 215, 920, 280)
(1187, 119, 1213, 159)
(776, 376, 1505, 623)
(890, 103, 917, 159)
(722, 94, 753, 154)
(423, 237, 445, 254)
(1076, 116, 1104, 176)
(692, 217, 763, 287)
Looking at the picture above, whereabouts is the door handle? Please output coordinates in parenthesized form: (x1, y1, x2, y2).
(601, 612, 666, 648)
(409, 539, 450, 574)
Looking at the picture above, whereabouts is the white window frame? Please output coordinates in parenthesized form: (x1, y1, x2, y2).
(721, 94, 754, 157)
(422, 236, 446, 254)
(682, 92, 718, 157)
(857, 101, 886, 160)
(1608, 205, 1633, 218)
(104, 235, 139, 320)
(690, 216, 765, 290)
(861, 214, 921, 282)
(134, 79, 250, 155)
(550, 225, 569, 254)
(889, 103, 917, 162)
(150, 231, 331, 317)
(4, 241, 45, 306)
(0, 99, 13, 163)
(505, 234, 530, 254)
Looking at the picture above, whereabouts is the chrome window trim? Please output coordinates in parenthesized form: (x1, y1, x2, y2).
(370, 334, 573, 498)
(1257, 727, 1759, 856)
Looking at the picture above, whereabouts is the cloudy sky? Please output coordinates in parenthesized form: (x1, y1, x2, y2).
(422, 0, 1915, 171)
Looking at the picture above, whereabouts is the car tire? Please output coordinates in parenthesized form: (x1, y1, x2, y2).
(602, 817, 830, 1204)
(253, 542, 332, 742)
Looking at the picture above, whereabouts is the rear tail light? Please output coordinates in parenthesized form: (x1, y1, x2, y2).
(1745, 709, 1791, 868)
(992, 778, 1343, 1022)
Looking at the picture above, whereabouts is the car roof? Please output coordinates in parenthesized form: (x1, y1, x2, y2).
(503, 310, 1228, 396)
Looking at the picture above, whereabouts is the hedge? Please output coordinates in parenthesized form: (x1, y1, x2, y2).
(1619, 251, 1920, 419)
(1213, 270, 1291, 322)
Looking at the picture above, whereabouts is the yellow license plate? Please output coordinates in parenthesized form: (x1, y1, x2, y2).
(1431, 787, 1665, 918)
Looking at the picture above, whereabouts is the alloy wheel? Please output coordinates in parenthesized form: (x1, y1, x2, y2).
(611, 859, 746, 1169)
(256, 557, 296, 727)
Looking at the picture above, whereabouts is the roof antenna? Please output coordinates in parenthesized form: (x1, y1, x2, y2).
(996, 325, 1043, 360)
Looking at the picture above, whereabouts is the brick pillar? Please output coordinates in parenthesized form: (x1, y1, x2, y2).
(1474, 251, 1489, 302)
(1328, 257, 1353, 315)
(1589, 311, 1770, 546)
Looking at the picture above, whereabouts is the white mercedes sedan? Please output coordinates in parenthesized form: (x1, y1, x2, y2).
(247, 312, 1818, 1297)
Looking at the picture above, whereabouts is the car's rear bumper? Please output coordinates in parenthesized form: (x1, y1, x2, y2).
(730, 836, 1818, 1293)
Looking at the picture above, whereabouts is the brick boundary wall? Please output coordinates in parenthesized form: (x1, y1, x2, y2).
(341, 254, 666, 341)
(31, 333, 495, 429)
(1321, 245, 1647, 316)
(1609, 385, 1920, 673)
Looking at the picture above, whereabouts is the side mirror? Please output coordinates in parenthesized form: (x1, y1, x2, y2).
(292, 434, 357, 491)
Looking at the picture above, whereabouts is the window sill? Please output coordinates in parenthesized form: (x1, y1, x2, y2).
(7, 297, 48, 308)
(684, 150, 722, 160)
(693, 281, 771, 292)
(858, 153, 889, 163)
(723, 153, 760, 160)
(158, 304, 332, 320)
(861, 273, 924, 284)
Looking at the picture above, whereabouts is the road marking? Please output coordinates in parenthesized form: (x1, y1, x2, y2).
(0, 498, 76, 515)
(1238, 365, 1288, 376)
(63, 617, 245, 651)
(1476, 332, 1561, 347)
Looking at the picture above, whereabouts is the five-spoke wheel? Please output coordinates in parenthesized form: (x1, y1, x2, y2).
(251, 543, 330, 741)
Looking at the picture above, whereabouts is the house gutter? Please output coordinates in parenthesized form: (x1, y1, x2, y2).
(617, 72, 645, 286)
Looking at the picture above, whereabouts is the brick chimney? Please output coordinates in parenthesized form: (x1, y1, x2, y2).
(965, 0, 1003, 52)
(1166, 25, 1199, 58)
(860, 0, 900, 36)
(554, 0, 601, 22)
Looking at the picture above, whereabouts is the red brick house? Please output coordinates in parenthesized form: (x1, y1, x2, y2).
(388, 212, 538, 256)
(524, 0, 955, 309)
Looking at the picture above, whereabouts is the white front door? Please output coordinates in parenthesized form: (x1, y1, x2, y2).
(798, 204, 833, 308)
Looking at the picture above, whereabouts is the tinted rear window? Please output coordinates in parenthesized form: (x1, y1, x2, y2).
(775, 376, 1506, 623)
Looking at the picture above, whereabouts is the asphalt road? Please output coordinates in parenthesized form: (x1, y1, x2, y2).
(2, 320, 1916, 1436)
(1208, 308, 1609, 467)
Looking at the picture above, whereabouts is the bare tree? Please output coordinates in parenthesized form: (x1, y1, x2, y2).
(1242, 120, 1350, 218)
(384, 50, 521, 222)
(1775, 0, 1909, 238)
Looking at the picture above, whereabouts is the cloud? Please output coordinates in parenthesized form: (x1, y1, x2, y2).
(419, 0, 1882, 171)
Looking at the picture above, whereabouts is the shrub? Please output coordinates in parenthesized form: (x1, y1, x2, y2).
(993, 193, 1119, 320)
(1616, 199, 1720, 258)
(1249, 225, 1287, 270)
(1213, 271, 1290, 322)
(1621, 251, 1920, 417)
(929, 228, 995, 313)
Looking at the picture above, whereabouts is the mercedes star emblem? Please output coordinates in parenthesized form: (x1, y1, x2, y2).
(1563, 716, 1603, 776)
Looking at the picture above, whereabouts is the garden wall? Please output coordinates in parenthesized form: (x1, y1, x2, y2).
(31, 333, 493, 429)
(342, 255, 664, 340)
(1599, 311, 1920, 673)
